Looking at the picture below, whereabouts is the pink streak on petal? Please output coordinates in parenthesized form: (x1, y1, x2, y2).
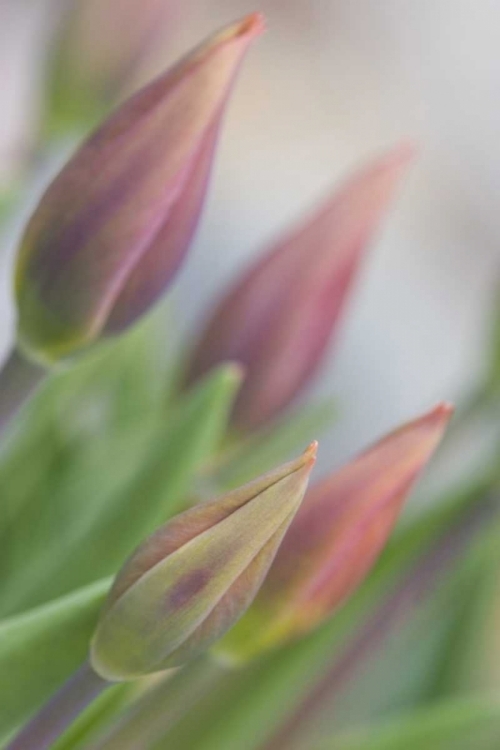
(259, 403, 452, 633)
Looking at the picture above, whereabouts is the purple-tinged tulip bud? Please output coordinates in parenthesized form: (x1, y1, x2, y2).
(186, 144, 415, 431)
(51, 0, 178, 112)
(219, 404, 452, 658)
(15, 14, 264, 365)
(90, 442, 317, 681)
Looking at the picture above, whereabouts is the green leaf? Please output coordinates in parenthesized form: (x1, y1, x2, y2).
(0, 364, 243, 615)
(150, 480, 497, 750)
(52, 682, 137, 750)
(422, 515, 500, 699)
(0, 313, 165, 544)
(0, 428, 153, 616)
(0, 187, 19, 226)
(215, 400, 336, 489)
(318, 697, 500, 750)
(85, 657, 219, 750)
(0, 577, 110, 742)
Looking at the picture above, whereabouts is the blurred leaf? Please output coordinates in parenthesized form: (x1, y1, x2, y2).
(88, 658, 219, 750)
(0, 427, 154, 616)
(0, 190, 17, 225)
(269, 494, 500, 750)
(0, 364, 242, 615)
(318, 697, 500, 750)
(424, 514, 500, 699)
(150, 479, 497, 750)
(215, 400, 336, 488)
(0, 577, 110, 743)
(0, 311, 166, 545)
(52, 682, 138, 750)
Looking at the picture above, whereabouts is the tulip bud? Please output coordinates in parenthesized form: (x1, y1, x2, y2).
(185, 144, 415, 431)
(50, 0, 177, 122)
(219, 404, 452, 658)
(90, 442, 317, 681)
(15, 14, 264, 365)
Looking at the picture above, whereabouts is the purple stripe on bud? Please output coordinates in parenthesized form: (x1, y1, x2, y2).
(91, 442, 316, 680)
(15, 14, 264, 364)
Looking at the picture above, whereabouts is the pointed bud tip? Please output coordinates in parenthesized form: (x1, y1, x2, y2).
(371, 140, 417, 189)
(302, 440, 319, 468)
(424, 401, 455, 428)
(222, 406, 451, 657)
(387, 140, 419, 167)
(219, 12, 266, 45)
(218, 361, 247, 387)
(92, 443, 315, 679)
(236, 12, 266, 38)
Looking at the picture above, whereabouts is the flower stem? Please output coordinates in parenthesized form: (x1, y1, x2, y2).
(91, 657, 223, 750)
(0, 348, 46, 434)
(7, 662, 109, 750)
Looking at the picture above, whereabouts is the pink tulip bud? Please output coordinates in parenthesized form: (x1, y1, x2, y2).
(219, 404, 452, 658)
(15, 14, 264, 364)
(186, 144, 415, 431)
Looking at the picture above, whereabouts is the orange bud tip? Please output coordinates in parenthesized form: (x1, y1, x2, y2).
(237, 12, 266, 38)
(306, 440, 319, 455)
(426, 401, 455, 424)
(434, 401, 455, 416)
(220, 13, 266, 45)
(303, 441, 319, 466)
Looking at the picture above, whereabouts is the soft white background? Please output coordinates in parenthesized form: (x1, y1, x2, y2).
(1, 0, 498, 469)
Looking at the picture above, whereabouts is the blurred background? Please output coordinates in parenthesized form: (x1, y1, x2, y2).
(1, 0, 498, 467)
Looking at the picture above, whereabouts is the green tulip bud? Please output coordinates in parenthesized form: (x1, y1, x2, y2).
(90, 442, 317, 680)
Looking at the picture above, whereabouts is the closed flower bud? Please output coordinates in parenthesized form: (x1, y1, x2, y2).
(220, 404, 452, 658)
(185, 144, 415, 431)
(15, 14, 264, 365)
(90, 442, 317, 681)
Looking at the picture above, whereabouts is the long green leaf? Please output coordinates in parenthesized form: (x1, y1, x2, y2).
(0, 578, 110, 743)
(150, 481, 497, 750)
(318, 697, 500, 750)
(0, 364, 242, 615)
(215, 400, 336, 489)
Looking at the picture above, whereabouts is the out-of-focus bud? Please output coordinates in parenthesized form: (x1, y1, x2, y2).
(219, 404, 452, 659)
(185, 144, 415, 431)
(90, 442, 317, 681)
(49, 0, 178, 124)
(15, 14, 264, 366)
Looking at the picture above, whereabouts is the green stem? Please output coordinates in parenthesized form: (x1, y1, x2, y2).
(92, 657, 223, 750)
(0, 348, 46, 435)
(7, 662, 109, 750)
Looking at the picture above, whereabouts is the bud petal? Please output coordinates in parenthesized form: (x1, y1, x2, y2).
(220, 404, 452, 657)
(15, 14, 264, 364)
(90, 442, 317, 681)
(186, 143, 415, 430)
